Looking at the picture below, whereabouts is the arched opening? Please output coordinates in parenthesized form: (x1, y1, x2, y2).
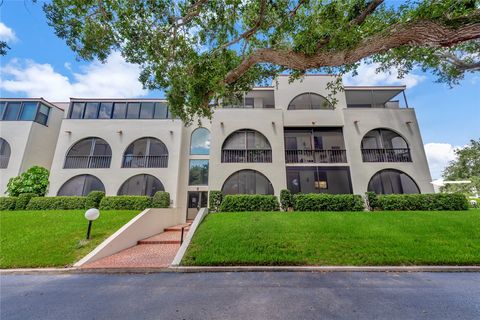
(288, 93, 333, 110)
(221, 129, 272, 163)
(64, 137, 112, 168)
(368, 169, 420, 194)
(118, 174, 165, 196)
(58, 174, 105, 196)
(0, 138, 11, 169)
(190, 128, 211, 155)
(361, 128, 411, 162)
(222, 170, 274, 195)
(122, 137, 168, 168)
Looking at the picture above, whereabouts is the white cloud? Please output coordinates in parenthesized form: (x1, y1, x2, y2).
(343, 62, 426, 88)
(0, 52, 148, 100)
(424, 143, 459, 179)
(0, 22, 17, 42)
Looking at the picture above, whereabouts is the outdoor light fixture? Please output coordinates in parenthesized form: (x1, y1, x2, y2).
(65, 130, 72, 134)
(406, 121, 412, 125)
(84, 208, 100, 240)
(169, 130, 174, 135)
(354, 120, 359, 124)
(117, 130, 123, 134)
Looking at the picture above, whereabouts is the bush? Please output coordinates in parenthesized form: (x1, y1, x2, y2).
(280, 189, 294, 211)
(365, 192, 380, 211)
(376, 193, 469, 211)
(99, 196, 152, 210)
(6, 166, 50, 197)
(219, 195, 280, 212)
(209, 191, 223, 212)
(85, 191, 105, 209)
(152, 191, 170, 208)
(293, 194, 365, 212)
(26, 196, 87, 210)
(0, 197, 18, 211)
(15, 193, 39, 210)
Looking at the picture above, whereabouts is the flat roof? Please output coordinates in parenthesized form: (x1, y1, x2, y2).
(0, 97, 65, 111)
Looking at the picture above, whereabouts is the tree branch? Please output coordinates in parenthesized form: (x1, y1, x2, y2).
(349, 0, 384, 26)
(437, 51, 480, 71)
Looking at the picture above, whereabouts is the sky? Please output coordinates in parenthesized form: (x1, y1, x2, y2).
(1, 1, 479, 180)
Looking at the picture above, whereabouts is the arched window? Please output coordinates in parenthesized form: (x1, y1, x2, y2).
(58, 174, 105, 196)
(64, 137, 112, 168)
(288, 93, 333, 110)
(122, 137, 168, 168)
(222, 170, 274, 195)
(368, 169, 420, 194)
(0, 138, 11, 169)
(190, 128, 210, 155)
(222, 129, 272, 163)
(361, 129, 411, 162)
(118, 174, 165, 196)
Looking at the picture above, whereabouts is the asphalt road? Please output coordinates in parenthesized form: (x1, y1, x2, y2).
(1, 272, 479, 320)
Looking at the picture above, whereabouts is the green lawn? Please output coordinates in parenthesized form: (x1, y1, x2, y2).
(0, 210, 139, 268)
(183, 210, 480, 266)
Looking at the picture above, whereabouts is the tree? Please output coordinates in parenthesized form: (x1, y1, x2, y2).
(6, 166, 50, 197)
(44, 0, 480, 123)
(441, 139, 480, 195)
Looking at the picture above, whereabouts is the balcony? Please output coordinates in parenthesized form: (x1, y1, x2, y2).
(222, 149, 272, 163)
(122, 155, 168, 168)
(285, 149, 347, 164)
(361, 148, 412, 162)
(64, 155, 111, 169)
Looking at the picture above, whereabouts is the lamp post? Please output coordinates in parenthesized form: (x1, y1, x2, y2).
(85, 208, 100, 239)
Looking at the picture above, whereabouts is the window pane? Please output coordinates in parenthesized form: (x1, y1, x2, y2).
(126, 102, 141, 119)
(112, 103, 127, 119)
(245, 97, 254, 108)
(222, 170, 273, 195)
(68, 138, 94, 156)
(368, 169, 419, 194)
(190, 128, 211, 155)
(140, 102, 155, 119)
(4, 102, 21, 120)
(148, 139, 168, 156)
(286, 167, 351, 194)
(58, 175, 105, 196)
(118, 174, 164, 196)
(35, 104, 50, 125)
(224, 131, 245, 149)
(154, 102, 168, 119)
(19, 102, 38, 120)
(189, 160, 209, 185)
(84, 102, 100, 119)
(70, 102, 85, 119)
(98, 102, 113, 119)
(0, 102, 5, 119)
(92, 138, 112, 155)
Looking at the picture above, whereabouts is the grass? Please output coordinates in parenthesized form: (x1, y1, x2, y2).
(0, 210, 139, 268)
(183, 210, 480, 266)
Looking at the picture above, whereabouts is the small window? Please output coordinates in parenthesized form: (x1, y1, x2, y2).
(19, 102, 38, 121)
(126, 102, 141, 119)
(154, 102, 168, 119)
(84, 102, 100, 119)
(70, 102, 85, 119)
(98, 102, 113, 119)
(189, 160, 209, 185)
(3, 102, 21, 120)
(35, 104, 50, 125)
(140, 102, 155, 119)
(112, 102, 127, 119)
(245, 98, 254, 108)
(190, 128, 211, 155)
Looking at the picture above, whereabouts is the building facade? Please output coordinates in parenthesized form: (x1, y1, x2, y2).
(0, 75, 433, 219)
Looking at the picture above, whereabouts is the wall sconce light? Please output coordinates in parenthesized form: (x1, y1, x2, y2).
(64, 130, 72, 134)
(271, 121, 275, 126)
(354, 120, 359, 124)
(169, 130, 174, 135)
(405, 121, 412, 125)
(220, 122, 224, 127)
(116, 130, 123, 134)
(312, 121, 316, 125)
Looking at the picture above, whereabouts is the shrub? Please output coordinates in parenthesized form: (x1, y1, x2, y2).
(280, 189, 294, 211)
(85, 191, 105, 209)
(376, 193, 468, 211)
(6, 166, 50, 197)
(365, 192, 380, 211)
(0, 197, 18, 211)
(219, 194, 280, 212)
(26, 196, 87, 210)
(209, 191, 223, 212)
(99, 196, 152, 210)
(152, 191, 170, 208)
(15, 193, 39, 210)
(293, 194, 365, 212)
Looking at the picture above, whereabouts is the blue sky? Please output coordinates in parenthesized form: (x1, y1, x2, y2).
(1, 1, 479, 179)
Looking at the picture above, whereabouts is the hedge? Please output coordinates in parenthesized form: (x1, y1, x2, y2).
(152, 191, 170, 208)
(0, 197, 18, 211)
(15, 193, 38, 210)
(85, 191, 105, 209)
(280, 189, 294, 211)
(208, 191, 223, 212)
(220, 194, 280, 212)
(26, 196, 87, 210)
(374, 193, 469, 211)
(293, 194, 365, 211)
(99, 196, 152, 210)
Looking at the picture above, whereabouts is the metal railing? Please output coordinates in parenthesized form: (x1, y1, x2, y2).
(285, 149, 347, 163)
(64, 155, 111, 168)
(361, 148, 412, 162)
(0, 155, 9, 168)
(222, 149, 272, 163)
(122, 155, 169, 168)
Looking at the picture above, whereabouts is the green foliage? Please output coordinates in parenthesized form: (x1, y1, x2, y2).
(293, 194, 365, 212)
(209, 191, 223, 213)
(85, 191, 105, 209)
(152, 191, 170, 208)
(26, 197, 87, 210)
(280, 189, 294, 211)
(15, 193, 39, 210)
(0, 197, 18, 211)
(220, 195, 280, 212)
(376, 193, 469, 211)
(99, 196, 152, 210)
(366, 192, 380, 210)
(6, 166, 50, 197)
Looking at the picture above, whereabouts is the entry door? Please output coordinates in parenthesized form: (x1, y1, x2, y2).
(187, 191, 208, 220)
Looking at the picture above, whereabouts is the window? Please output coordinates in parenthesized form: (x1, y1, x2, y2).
(57, 174, 105, 196)
(70, 102, 85, 119)
(222, 129, 272, 163)
(98, 102, 113, 119)
(361, 129, 411, 162)
(19, 102, 38, 120)
(84, 102, 100, 119)
(0, 101, 51, 125)
(126, 102, 141, 119)
(35, 104, 50, 125)
(0, 138, 11, 169)
(190, 128, 211, 155)
(140, 102, 155, 119)
(189, 160, 209, 185)
(286, 166, 352, 194)
(68, 100, 173, 119)
(368, 169, 420, 194)
(118, 174, 164, 196)
(0, 102, 5, 119)
(123, 137, 168, 168)
(154, 102, 168, 119)
(112, 102, 127, 119)
(288, 93, 332, 110)
(65, 137, 112, 168)
(222, 170, 274, 195)
(3, 102, 21, 120)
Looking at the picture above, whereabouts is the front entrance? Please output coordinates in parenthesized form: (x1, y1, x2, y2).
(187, 191, 208, 220)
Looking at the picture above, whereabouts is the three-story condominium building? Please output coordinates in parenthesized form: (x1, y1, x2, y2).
(0, 75, 433, 219)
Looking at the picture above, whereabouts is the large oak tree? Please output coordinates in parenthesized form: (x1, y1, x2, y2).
(44, 0, 480, 123)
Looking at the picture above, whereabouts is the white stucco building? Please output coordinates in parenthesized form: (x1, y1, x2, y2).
(0, 75, 433, 219)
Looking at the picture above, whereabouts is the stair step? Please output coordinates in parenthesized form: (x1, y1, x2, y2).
(138, 239, 180, 245)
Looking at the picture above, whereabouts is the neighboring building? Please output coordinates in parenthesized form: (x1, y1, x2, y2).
(1, 75, 434, 219)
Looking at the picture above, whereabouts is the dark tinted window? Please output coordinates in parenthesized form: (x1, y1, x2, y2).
(98, 102, 113, 119)
(140, 102, 155, 119)
(126, 102, 141, 119)
(189, 160, 209, 185)
(112, 103, 127, 119)
(154, 102, 168, 119)
(70, 102, 85, 119)
(84, 102, 100, 119)
(57, 175, 105, 196)
(118, 174, 164, 196)
(222, 170, 273, 195)
(286, 166, 352, 194)
(368, 169, 419, 194)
